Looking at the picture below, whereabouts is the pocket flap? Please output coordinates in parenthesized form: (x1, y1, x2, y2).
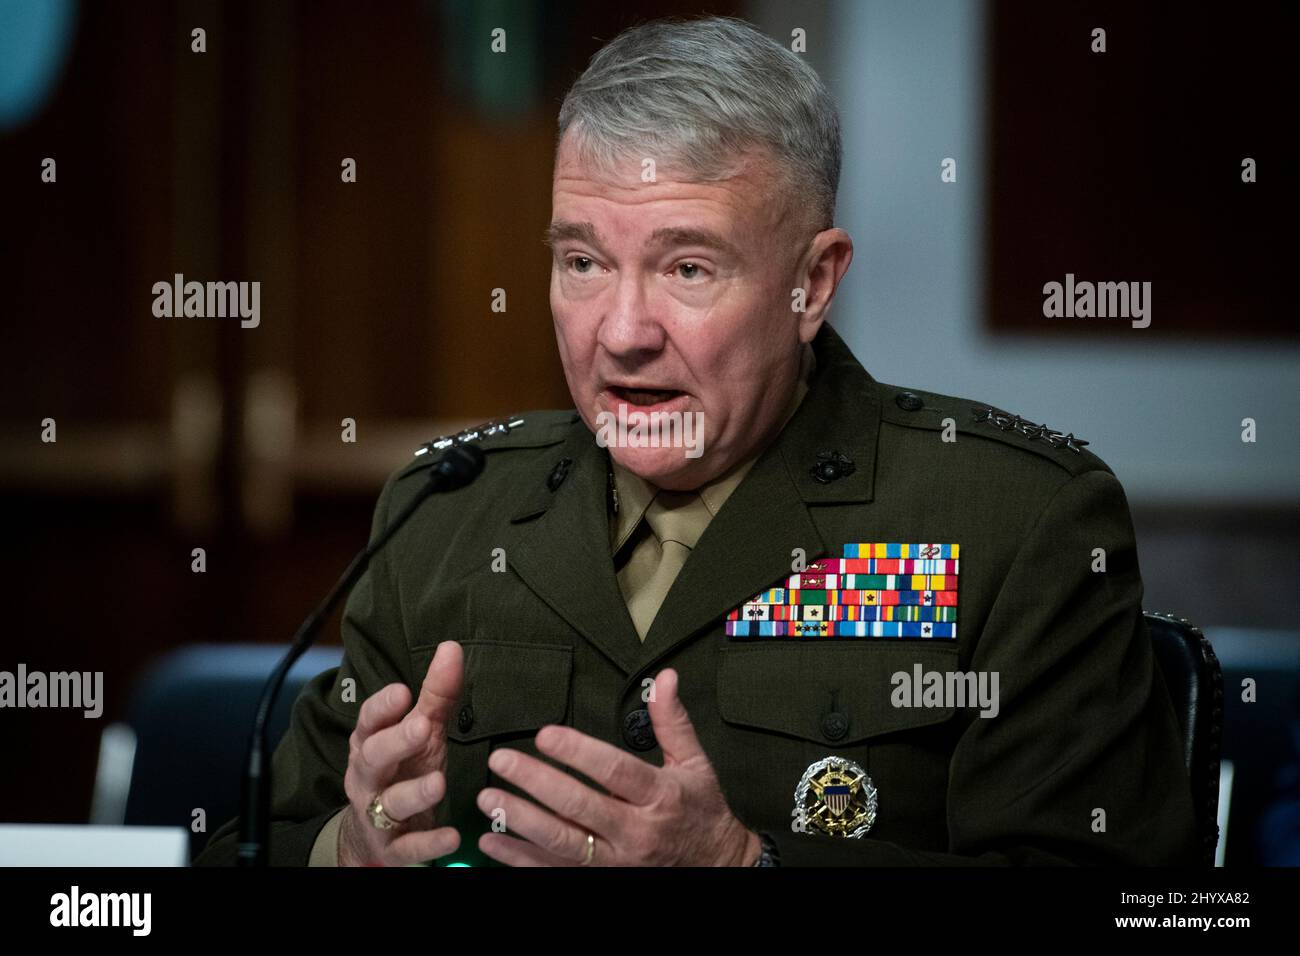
(718, 642, 962, 745)
(409, 640, 573, 743)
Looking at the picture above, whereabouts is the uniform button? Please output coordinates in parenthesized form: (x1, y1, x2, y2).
(457, 704, 474, 733)
(622, 709, 657, 751)
(546, 458, 573, 491)
(821, 711, 849, 741)
(815, 460, 841, 482)
(895, 391, 923, 412)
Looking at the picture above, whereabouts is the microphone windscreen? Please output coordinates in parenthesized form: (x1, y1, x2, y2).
(430, 443, 486, 491)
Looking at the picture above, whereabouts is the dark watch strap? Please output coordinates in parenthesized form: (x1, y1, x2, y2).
(752, 831, 781, 867)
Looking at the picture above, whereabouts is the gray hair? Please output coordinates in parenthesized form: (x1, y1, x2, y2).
(556, 16, 842, 230)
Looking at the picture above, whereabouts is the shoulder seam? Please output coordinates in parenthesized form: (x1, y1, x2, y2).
(876, 388, 1109, 477)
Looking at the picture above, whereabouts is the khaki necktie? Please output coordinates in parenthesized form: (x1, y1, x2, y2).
(621, 490, 712, 641)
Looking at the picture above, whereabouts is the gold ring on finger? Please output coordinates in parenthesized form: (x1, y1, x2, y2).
(367, 793, 401, 831)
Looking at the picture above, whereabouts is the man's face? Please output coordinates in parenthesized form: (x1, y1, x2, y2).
(548, 131, 817, 490)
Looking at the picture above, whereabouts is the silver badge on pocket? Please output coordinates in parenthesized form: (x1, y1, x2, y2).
(793, 756, 877, 838)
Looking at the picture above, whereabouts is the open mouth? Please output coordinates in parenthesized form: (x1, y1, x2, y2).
(608, 385, 685, 407)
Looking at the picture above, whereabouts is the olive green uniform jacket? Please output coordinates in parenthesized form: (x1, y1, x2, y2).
(196, 324, 1199, 866)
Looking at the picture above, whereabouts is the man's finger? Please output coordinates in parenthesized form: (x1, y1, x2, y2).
(378, 768, 445, 824)
(531, 724, 659, 805)
(476, 784, 605, 862)
(355, 683, 411, 740)
(478, 831, 579, 867)
(491, 741, 641, 826)
(646, 668, 707, 767)
(414, 640, 464, 728)
(353, 711, 431, 791)
(384, 825, 462, 866)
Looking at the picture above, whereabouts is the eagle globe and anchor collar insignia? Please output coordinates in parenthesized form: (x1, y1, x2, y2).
(794, 756, 878, 838)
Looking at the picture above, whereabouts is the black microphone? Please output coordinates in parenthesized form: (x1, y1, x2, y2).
(236, 443, 486, 866)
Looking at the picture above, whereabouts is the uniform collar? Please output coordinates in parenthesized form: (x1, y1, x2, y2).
(501, 322, 881, 673)
(635, 322, 880, 661)
(508, 323, 877, 525)
(777, 321, 879, 505)
(608, 341, 817, 551)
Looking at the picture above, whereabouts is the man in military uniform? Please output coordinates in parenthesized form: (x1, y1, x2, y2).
(196, 16, 1198, 867)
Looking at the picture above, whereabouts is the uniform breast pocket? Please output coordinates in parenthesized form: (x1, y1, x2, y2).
(407, 639, 572, 865)
(714, 641, 960, 846)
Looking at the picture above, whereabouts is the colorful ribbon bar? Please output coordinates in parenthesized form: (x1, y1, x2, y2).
(726, 620, 958, 639)
(726, 543, 961, 640)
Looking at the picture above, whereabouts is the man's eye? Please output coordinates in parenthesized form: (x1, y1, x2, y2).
(568, 256, 595, 274)
(675, 262, 704, 280)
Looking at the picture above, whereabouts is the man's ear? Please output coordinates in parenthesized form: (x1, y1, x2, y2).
(795, 228, 854, 343)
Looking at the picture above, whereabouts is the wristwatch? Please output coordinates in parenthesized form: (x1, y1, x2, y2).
(752, 831, 781, 867)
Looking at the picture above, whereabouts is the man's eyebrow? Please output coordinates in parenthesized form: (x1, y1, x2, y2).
(647, 226, 737, 255)
(543, 221, 739, 257)
(543, 220, 600, 249)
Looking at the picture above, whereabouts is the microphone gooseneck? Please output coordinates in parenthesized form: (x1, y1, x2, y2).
(236, 444, 486, 866)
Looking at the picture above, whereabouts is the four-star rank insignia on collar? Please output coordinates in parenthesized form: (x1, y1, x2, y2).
(413, 416, 525, 457)
(794, 756, 878, 838)
(727, 543, 960, 639)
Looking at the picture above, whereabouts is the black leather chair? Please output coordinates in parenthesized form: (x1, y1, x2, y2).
(1144, 610, 1224, 866)
(92, 644, 345, 861)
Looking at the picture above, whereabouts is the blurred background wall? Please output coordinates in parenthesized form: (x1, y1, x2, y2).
(1, 0, 1296, 864)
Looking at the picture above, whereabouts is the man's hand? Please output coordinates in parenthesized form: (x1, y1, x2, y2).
(476, 668, 760, 866)
(337, 640, 464, 866)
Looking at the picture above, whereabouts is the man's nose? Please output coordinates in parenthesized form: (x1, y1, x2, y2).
(596, 275, 666, 358)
